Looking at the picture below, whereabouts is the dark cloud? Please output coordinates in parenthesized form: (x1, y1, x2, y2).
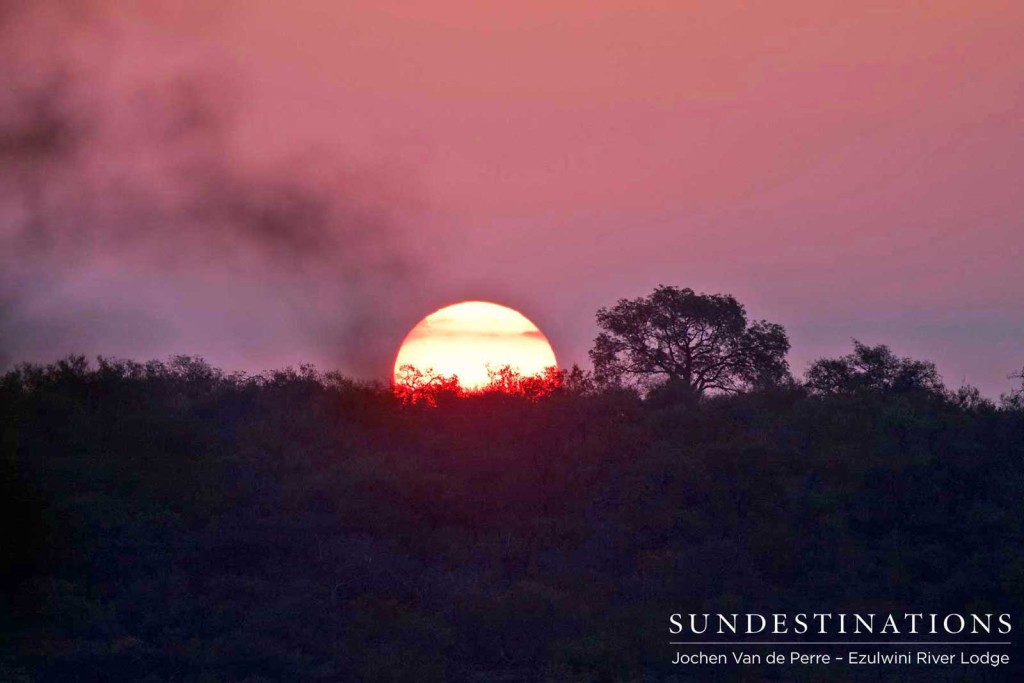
(0, 4, 419, 376)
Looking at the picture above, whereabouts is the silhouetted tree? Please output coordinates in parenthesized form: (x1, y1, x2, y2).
(589, 285, 791, 397)
(559, 363, 596, 396)
(393, 364, 463, 405)
(805, 339, 944, 396)
(1001, 366, 1024, 411)
(484, 365, 562, 400)
(949, 383, 995, 411)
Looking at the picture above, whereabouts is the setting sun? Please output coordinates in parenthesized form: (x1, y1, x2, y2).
(393, 301, 557, 390)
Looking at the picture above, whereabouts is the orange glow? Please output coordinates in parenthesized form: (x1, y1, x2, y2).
(393, 301, 557, 390)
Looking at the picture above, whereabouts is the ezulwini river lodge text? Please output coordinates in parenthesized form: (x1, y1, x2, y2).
(671, 651, 1011, 668)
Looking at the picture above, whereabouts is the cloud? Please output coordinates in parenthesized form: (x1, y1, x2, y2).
(0, 4, 419, 375)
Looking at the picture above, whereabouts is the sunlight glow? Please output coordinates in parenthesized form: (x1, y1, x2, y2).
(393, 301, 557, 390)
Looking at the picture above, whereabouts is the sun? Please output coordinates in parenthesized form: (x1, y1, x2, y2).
(393, 301, 557, 390)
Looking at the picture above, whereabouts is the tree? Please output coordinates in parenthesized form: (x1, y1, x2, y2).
(589, 285, 791, 397)
(804, 340, 944, 396)
(483, 364, 562, 400)
(1000, 366, 1024, 411)
(393, 364, 463, 405)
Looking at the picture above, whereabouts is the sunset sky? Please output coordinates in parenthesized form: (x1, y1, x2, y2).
(2, 1, 1022, 395)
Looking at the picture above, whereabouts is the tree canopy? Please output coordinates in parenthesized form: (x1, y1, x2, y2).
(805, 339, 945, 396)
(589, 285, 791, 396)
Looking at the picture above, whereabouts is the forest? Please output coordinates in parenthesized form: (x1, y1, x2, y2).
(2, 294, 1023, 681)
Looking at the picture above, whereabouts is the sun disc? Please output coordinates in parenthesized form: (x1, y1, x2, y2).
(393, 301, 557, 390)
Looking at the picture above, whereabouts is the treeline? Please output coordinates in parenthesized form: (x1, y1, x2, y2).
(1, 342, 1022, 682)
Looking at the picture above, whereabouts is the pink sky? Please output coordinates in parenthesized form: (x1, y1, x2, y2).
(3, 1, 1023, 394)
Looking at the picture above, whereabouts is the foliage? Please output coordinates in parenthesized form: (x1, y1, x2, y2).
(393, 364, 465, 405)
(590, 285, 791, 396)
(806, 339, 945, 396)
(1, 353, 1022, 682)
(393, 363, 576, 405)
(1001, 367, 1024, 411)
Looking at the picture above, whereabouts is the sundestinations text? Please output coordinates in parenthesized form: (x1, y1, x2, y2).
(669, 613, 1012, 636)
